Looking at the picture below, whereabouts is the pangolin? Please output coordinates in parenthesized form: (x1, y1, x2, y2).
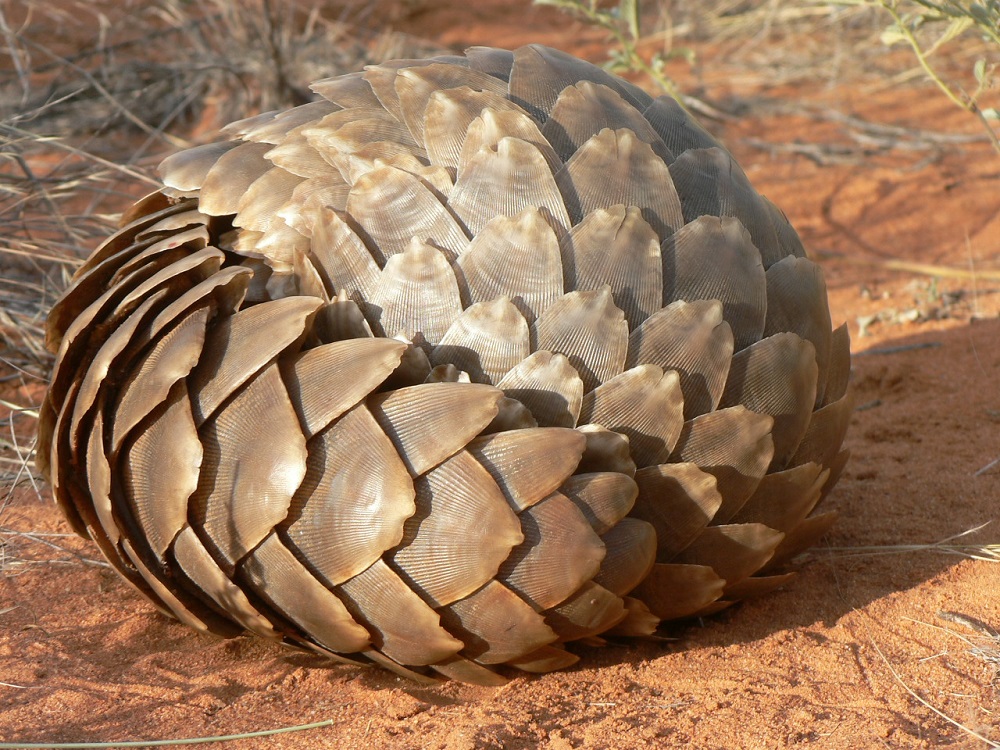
(38, 44, 851, 685)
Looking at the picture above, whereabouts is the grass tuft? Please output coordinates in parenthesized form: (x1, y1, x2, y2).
(819, 522, 1000, 563)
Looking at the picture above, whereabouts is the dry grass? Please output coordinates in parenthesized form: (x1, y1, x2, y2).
(818, 522, 1000, 563)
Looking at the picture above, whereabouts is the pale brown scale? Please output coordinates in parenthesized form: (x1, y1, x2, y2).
(542, 82, 671, 163)
(559, 204, 662, 330)
(555, 127, 683, 238)
(457, 107, 562, 176)
(454, 207, 563, 321)
(531, 286, 628, 390)
(431, 296, 530, 384)
(423, 88, 523, 173)
(40, 44, 850, 684)
(393, 63, 509, 146)
(579, 365, 684, 468)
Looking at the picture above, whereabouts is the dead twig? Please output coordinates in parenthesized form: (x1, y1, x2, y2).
(871, 639, 999, 748)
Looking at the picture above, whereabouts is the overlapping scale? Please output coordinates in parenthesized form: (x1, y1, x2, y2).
(305, 107, 417, 162)
(669, 147, 802, 269)
(592, 518, 658, 596)
(466, 46, 515, 81)
(468, 427, 586, 511)
(238, 100, 339, 144)
(431, 297, 530, 384)
(438, 580, 557, 664)
(731, 462, 828, 533)
(110, 302, 214, 451)
(497, 351, 584, 428)
(366, 239, 463, 343)
(394, 63, 508, 145)
(159, 142, 240, 194)
(234, 167, 304, 233)
(542, 81, 670, 163)
(50, 245, 222, 410)
(198, 142, 274, 216)
(631, 462, 723, 561)
(790, 393, 854, 470)
(763, 256, 834, 406)
(662, 216, 766, 350)
(498, 492, 606, 610)
(368, 382, 502, 476)
(346, 165, 469, 262)
(579, 365, 684, 468)
(431, 656, 507, 686)
(310, 70, 383, 109)
(307, 206, 380, 298)
(239, 533, 371, 654)
(120, 381, 202, 558)
(423, 88, 523, 172)
(632, 563, 725, 620)
(458, 108, 561, 175)
(719, 332, 818, 469)
(671, 406, 775, 523)
(337, 559, 463, 666)
(68, 289, 177, 459)
(454, 207, 563, 321)
(188, 295, 322, 423)
(626, 299, 734, 418)
(507, 644, 579, 673)
(171, 526, 281, 639)
(575, 424, 637, 476)
(532, 287, 628, 391)
(641, 96, 720, 155)
(266, 132, 344, 179)
(822, 323, 852, 407)
(190, 364, 307, 570)
(560, 471, 638, 534)
(283, 337, 407, 437)
(560, 205, 662, 330)
(84, 407, 117, 547)
(451, 136, 570, 236)
(508, 44, 651, 122)
(543, 581, 626, 641)
(72, 197, 194, 279)
(280, 179, 351, 236)
(673, 524, 785, 587)
(284, 403, 415, 585)
(556, 128, 683, 238)
(121, 535, 242, 638)
(40, 44, 851, 685)
(391, 450, 523, 607)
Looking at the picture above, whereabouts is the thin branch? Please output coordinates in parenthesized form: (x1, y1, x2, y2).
(0, 719, 340, 749)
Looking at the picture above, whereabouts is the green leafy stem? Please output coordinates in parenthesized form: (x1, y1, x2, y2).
(834, 0, 1000, 155)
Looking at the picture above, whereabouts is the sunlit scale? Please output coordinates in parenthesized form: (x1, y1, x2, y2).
(39, 44, 852, 685)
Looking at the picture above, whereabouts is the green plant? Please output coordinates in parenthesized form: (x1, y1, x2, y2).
(532, 0, 695, 108)
(831, 0, 1000, 154)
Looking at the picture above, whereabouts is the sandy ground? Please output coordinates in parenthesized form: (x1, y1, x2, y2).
(1, 2, 998, 748)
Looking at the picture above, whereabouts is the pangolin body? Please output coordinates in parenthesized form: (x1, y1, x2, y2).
(39, 44, 851, 685)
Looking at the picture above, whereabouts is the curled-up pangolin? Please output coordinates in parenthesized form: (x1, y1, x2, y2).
(39, 44, 852, 685)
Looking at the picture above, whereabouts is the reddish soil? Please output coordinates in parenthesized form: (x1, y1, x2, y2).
(1, 2, 998, 748)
